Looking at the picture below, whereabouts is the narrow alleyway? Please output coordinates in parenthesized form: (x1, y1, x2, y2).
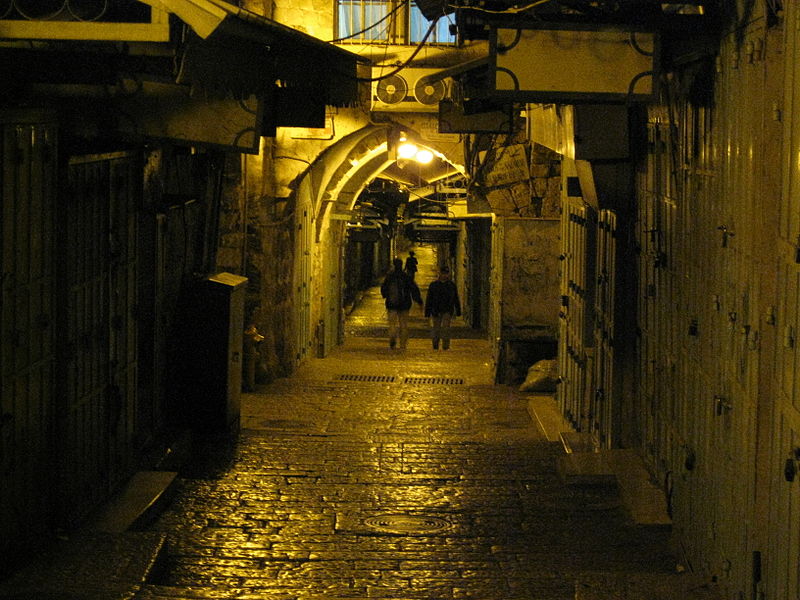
(344, 245, 482, 343)
(128, 246, 698, 600)
(0, 245, 718, 600)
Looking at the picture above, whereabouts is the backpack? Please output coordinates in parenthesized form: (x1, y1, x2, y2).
(386, 275, 409, 308)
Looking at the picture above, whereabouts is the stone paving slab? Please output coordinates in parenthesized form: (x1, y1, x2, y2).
(164, 331, 673, 599)
(142, 339, 677, 599)
(3, 276, 682, 600)
(0, 531, 166, 600)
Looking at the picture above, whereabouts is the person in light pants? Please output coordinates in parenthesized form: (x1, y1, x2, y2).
(381, 258, 422, 349)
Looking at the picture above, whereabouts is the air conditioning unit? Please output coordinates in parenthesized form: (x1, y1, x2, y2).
(371, 68, 450, 113)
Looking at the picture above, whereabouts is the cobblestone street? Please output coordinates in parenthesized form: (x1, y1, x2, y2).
(136, 254, 685, 600)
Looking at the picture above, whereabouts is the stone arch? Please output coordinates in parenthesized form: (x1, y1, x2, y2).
(289, 123, 466, 240)
(291, 121, 466, 358)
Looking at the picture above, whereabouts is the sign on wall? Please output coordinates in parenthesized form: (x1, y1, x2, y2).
(489, 25, 658, 103)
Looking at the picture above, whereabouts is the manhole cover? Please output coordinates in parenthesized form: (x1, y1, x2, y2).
(362, 514, 450, 534)
(403, 377, 464, 385)
(335, 374, 397, 382)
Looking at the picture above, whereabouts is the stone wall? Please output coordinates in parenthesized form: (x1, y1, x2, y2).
(480, 140, 561, 219)
(215, 142, 298, 382)
(245, 197, 296, 381)
(501, 218, 561, 330)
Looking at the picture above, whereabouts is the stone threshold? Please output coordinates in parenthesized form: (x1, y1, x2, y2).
(527, 394, 672, 529)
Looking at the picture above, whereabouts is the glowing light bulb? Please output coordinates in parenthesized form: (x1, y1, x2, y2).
(415, 149, 434, 164)
(398, 142, 418, 159)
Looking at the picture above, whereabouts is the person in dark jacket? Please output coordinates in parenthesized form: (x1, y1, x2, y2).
(424, 265, 461, 350)
(380, 258, 423, 349)
(404, 251, 418, 280)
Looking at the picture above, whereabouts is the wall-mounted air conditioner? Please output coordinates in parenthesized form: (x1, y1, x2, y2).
(371, 68, 450, 112)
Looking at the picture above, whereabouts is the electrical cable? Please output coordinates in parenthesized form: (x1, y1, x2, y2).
(356, 18, 439, 82)
(334, 16, 393, 44)
(328, 0, 409, 43)
(446, 0, 552, 15)
(274, 155, 313, 165)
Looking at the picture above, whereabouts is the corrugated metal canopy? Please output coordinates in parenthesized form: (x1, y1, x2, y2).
(142, 0, 362, 106)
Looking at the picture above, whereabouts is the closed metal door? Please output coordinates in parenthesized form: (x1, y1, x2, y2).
(58, 152, 138, 525)
(489, 219, 504, 368)
(0, 115, 57, 557)
(593, 209, 616, 448)
(295, 207, 312, 365)
(557, 198, 595, 430)
(766, 6, 800, 597)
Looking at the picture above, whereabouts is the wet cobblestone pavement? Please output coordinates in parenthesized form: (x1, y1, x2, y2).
(136, 251, 681, 599)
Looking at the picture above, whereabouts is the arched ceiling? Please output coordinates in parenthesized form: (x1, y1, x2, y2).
(307, 123, 468, 238)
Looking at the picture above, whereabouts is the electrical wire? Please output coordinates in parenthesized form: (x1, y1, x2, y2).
(446, 0, 553, 15)
(327, 0, 409, 43)
(274, 155, 313, 165)
(356, 18, 439, 82)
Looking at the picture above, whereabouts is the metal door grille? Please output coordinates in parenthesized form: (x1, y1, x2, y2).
(1, 117, 57, 559)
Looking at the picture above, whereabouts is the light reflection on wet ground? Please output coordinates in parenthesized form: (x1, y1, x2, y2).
(142, 245, 677, 599)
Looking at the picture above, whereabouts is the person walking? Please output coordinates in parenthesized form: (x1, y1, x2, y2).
(424, 265, 461, 350)
(404, 251, 419, 280)
(381, 257, 423, 349)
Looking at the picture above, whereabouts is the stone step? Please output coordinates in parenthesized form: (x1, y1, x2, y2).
(560, 430, 597, 453)
(527, 394, 572, 443)
(604, 449, 672, 528)
(88, 470, 179, 533)
(555, 449, 672, 527)
(556, 451, 618, 487)
(529, 394, 672, 528)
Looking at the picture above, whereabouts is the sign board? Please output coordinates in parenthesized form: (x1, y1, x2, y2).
(490, 25, 658, 103)
(481, 143, 529, 187)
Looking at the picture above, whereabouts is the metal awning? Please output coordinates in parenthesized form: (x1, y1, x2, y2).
(140, 0, 362, 106)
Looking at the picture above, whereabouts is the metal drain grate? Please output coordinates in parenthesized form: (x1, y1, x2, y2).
(403, 376, 464, 385)
(362, 514, 450, 535)
(335, 374, 397, 383)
